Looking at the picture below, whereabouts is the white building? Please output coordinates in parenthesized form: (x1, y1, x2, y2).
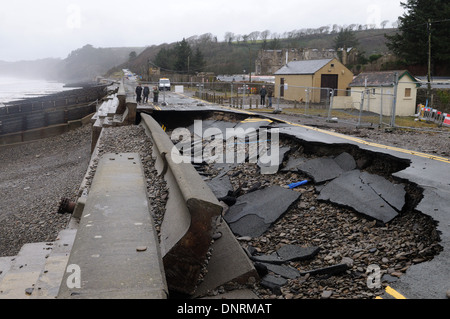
(349, 70, 420, 116)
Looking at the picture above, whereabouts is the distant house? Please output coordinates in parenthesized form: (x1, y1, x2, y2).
(273, 58, 353, 103)
(255, 48, 341, 75)
(349, 70, 420, 116)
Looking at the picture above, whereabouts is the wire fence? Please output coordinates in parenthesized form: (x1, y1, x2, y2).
(184, 81, 397, 128)
(139, 79, 450, 130)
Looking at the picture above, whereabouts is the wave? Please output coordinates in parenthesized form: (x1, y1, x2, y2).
(0, 77, 71, 105)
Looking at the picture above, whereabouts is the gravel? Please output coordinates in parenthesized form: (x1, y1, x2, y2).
(0, 111, 448, 299)
(199, 141, 442, 299)
(0, 124, 92, 257)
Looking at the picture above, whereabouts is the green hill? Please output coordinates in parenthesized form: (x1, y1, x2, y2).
(112, 28, 396, 78)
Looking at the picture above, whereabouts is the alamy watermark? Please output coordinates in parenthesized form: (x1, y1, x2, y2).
(66, 4, 82, 30)
(366, 264, 382, 289)
(170, 120, 281, 174)
(66, 264, 81, 289)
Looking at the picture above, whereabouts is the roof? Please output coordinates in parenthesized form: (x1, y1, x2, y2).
(349, 70, 419, 87)
(416, 76, 450, 89)
(274, 59, 334, 75)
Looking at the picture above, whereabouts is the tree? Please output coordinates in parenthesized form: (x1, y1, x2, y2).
(174, 38, 193, 73)
(191, 47, 205, 73)
(129, 51, 137, 61)
(248, 31, 261, 43)
(224, 32, 235, 45)
(155, 47, 176, 71)
(334, 28, 359, 50)
(385, 0, 450, 67)
(260, 30, 271, 41)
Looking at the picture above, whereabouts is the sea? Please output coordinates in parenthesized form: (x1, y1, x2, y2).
(0, 77, 73, 106)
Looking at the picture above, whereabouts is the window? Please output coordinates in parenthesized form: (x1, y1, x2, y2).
(405, 88, 412, 98)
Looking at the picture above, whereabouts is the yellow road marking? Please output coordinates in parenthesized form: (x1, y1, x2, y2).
(385, 286, 407, 299)
(241, 118, 273, 124)
(277, 119, 450, 164)
(376, 286, 407, 299)
(184, 98, 450, 165)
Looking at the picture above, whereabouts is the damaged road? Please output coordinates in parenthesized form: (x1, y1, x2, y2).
(318, 169, 406, 224)
(157, 108, 449, 299)
(138, 88, 450, 299)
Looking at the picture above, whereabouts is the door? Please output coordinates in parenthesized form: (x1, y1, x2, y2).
(321, 74, 338, 100)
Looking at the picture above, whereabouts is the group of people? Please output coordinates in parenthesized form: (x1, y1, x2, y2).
(136, 83, 274, 107)
(259, 85, 273, 108)
(135, 84, 159, 104)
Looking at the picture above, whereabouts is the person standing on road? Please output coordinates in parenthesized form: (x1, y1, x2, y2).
(260, 85, 267, 107)
(153, 86, 159, 104)
(268, 87, 273, 108)
(136, 84, 143, 104)
(143, 85, 150, 103)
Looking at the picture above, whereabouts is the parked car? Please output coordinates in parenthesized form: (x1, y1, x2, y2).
(159, 78, 171, 91)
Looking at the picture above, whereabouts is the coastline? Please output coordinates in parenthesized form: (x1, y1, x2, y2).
(0, 81, 112, 144)
(0, 77, 74, 105)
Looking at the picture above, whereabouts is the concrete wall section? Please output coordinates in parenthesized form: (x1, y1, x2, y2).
(57, 153, 168, 299)
(141, 113, 223, 295)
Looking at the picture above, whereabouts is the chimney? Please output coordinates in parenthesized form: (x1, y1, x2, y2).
(342, 47, 348, 65)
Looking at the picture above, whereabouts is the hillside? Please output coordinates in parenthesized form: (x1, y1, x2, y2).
(112, 28, 396, 78)
(0, 28, 397, 83)
(0, 45, 146, 83)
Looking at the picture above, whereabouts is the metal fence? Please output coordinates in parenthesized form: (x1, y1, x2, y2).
(185, 81, 397, 128)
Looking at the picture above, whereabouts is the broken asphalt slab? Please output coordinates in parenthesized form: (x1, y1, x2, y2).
(280, 156, 307, 172)
(260, 275, 287, 295)
(224, 186, 301, 237)
(318, 170, 406, 224)
(334, 152, 357, 171)
(249, 245, 320, 265)
(298, 157, 344, 184)
(257, 146, 291, 175)
(296, 152, 357, 184)
(206, 175, 234, 199)
(299, 263, 349, 277)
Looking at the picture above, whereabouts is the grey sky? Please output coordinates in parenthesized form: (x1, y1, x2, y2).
(0, 0, 405, 62)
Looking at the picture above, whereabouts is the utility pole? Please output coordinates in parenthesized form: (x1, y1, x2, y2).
(248, 47, 252, 83)
(427, 19, 432, 97)
(390, 72, 399, 128)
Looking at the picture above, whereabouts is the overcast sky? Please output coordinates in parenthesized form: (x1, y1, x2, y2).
(0, 0, 405, 62)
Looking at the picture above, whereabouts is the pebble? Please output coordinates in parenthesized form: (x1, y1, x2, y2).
(321, 290, 333, 299)
(25, 288, 34, 296)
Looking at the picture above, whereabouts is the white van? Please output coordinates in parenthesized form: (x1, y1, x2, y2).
(159, 78, 171, 91)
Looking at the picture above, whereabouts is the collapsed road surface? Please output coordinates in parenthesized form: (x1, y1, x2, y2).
(135, 84, 449, 299)
(0, 79, 449, 299)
